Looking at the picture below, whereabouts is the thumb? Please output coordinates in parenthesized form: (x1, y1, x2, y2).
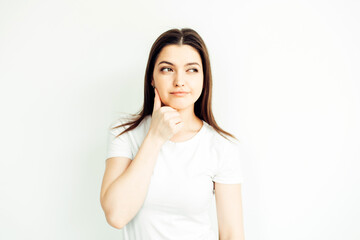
(153, 87, 162, 112)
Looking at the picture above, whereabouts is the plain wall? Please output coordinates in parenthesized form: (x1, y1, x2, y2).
(0, 0, 359, 239)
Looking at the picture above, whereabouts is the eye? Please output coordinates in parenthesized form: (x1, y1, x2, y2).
(188, 68, 198, 73)
(160, 67, 173, 72)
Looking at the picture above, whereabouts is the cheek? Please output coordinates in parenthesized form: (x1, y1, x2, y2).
(193, 77, 204, 92)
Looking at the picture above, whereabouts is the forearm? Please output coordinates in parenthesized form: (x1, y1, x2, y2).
(220, 231, 245, 240)
(219, 225, 245, 240)
(220, 236, 244, 240)
(102, 133, 164, 228)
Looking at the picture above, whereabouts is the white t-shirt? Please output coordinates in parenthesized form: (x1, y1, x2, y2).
(106, 114, 244, 240)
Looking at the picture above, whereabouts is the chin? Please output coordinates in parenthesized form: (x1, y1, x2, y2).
(168, 103, 193, 110)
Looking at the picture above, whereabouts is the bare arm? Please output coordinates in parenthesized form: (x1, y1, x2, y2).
(100, 87, 184, 229)
(100, 133, 164, 229)
(215, 183, 245, 240)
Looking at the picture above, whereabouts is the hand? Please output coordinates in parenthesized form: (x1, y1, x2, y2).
(148, 87, 184, 144)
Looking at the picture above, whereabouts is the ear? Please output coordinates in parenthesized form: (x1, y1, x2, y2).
(151, 79, 154, 87)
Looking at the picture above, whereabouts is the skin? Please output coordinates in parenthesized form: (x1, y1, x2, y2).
(101, 43, 244, 239)
(151, 44, 245, 239)
(151, 44, 204, 142)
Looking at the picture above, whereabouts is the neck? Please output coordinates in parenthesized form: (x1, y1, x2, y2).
(173, 105, 202, 132)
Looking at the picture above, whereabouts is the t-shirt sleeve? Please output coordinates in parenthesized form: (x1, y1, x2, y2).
(212, 140, 244, 184)
(106, 119, 134, 160)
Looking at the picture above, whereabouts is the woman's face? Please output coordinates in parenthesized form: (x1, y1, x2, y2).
(152, 44, 204, 111)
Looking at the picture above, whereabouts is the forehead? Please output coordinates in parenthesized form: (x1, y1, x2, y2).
(156, 44, 202, 66)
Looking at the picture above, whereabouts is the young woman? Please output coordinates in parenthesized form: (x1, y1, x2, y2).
(100, 28, 245, 240)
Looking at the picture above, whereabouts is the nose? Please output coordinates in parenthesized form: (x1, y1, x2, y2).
(174, 71, 185, 87)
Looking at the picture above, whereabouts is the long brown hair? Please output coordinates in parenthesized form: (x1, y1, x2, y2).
(112, 28, 238, 142)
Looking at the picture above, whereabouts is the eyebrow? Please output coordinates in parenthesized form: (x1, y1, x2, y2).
(158, 61, 200, 67)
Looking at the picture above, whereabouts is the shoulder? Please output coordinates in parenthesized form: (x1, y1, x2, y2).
(108, 113, 150, 136)
(202, 122, 240, 152)
(203, 122, 238, 145)
(108, 113, 137, 134)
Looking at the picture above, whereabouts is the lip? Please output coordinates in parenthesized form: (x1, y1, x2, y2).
(171, 91, 189, 94)
(170, 92, 189, 97)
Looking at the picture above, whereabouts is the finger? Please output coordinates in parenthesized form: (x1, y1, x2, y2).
(173, 121, 185, 133)
(153, 87, 162, 112)
(160, 106, 179, 112)
(169, 116, 183, 126)
(163, 111, 181, 120)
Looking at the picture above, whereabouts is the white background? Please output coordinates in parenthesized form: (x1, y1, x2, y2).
(0, 0, 359, 239)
